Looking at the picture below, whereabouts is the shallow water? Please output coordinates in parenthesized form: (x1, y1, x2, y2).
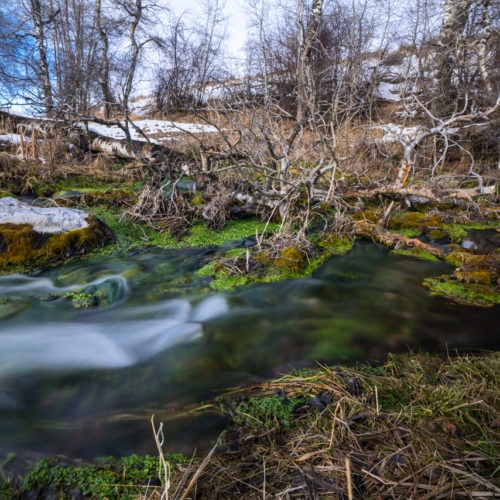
(0, 243, 497, 458)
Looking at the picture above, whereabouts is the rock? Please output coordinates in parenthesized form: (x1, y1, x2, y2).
(0, 196, 89, 234)
(0, 197, 114, 269)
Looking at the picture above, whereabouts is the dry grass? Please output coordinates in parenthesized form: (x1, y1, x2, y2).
(163, 353, 499, 499)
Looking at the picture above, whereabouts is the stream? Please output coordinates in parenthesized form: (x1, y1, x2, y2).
(0, 242, 498, 459)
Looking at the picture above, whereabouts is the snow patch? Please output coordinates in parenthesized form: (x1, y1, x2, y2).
(0, 133, 22, 145)
(0, 197, 89, 234)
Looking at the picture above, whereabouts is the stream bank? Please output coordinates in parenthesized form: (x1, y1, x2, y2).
(1, 352, 498, 499)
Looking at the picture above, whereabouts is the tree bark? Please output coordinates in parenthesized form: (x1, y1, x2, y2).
(477, 0, 494, 97)
(29, 0, 54, 113)
(94, 0, 115, 118)
(432, 0, 472, 116)
(296, 0, 323, 124)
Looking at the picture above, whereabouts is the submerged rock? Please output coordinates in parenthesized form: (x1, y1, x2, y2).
(0, 197, 114, 270)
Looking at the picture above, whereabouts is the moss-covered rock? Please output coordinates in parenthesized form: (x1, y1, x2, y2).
(0, 215, 114, 272)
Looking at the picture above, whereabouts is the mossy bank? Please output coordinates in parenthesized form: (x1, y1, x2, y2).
(1, 353, 498, 499)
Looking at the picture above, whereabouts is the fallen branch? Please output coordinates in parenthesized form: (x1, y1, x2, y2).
(354, 219, 446, 258)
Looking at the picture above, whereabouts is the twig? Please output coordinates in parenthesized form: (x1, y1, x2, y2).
(345, 457, 353, 500)
(179, 434, 222, 500)
(151, 415, 170, 500)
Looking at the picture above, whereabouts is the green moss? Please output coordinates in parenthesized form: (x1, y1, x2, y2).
(230, 395, 304, 430)
(445, 251, 485, 268)
(63, 291, 95, 309)
(442, 224, 468, 243)
(181, 219, 279, 247)
(21, 454, 187, 499)
(423, 277, 500, 307)
(392, 247, 439, 262)
(88, 208, 279, 251)
(319, 234, 354, 255)
(389, 212, 441, 232)
(196, 247, 330, 292)
(87, 206, 177, 248)
(0, 217, 112, 273)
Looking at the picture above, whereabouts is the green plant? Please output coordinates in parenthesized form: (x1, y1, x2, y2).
(232, 395, 304, 430)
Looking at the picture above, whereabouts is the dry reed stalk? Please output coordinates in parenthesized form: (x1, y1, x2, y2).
(151, 415, 170, 500)
(345, 457, 353, 500)
(178, 436, 221, 500)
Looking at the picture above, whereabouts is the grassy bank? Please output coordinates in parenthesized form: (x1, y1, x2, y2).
(2, 352, 498, 499)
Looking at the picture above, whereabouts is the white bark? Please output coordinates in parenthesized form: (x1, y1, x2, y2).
(432, 0, 472, 114)
(29, 0, 54, 112)
(296, 0, 324, 124)
(477, 0, 494, 96)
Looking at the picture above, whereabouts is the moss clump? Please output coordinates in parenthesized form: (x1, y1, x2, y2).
(445, 250, 486, 268)
(63, 291, 95, 309)
(352, 209, 380, 223)
(453, 268, 493, 285)
(389, 212, 441, 233)
(442, 224, 468, 243)
(196, 245, 330, 292)
(274, 246, 306, 272)
(256, 244, 309, 273)
(319, 234, 354, 255)
(182, 219, 279, 248)
(423, 277, 500, 307)
(230, 394, 304, 430)
(0, 216, 113, 273)
(392, 247, 439, 262)
(19, 454, 185, 499)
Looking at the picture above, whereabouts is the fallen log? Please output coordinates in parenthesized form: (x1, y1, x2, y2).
(69, 128, 191, 168)
(0, 110, 192, 167)
(354, 219, 446, 259)
(341, 184, 496, 205)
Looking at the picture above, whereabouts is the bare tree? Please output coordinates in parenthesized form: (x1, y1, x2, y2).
(94, 0, 116, 118)
(28, 0, 56, 113)
(295, 0, 324, 124)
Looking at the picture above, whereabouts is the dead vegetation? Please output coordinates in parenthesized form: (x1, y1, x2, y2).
(163, 353, 499, 499)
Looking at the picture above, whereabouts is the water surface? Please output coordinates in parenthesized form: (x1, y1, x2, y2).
(0, 243, 497, 458)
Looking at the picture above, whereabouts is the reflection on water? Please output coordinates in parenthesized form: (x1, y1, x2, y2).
(0, 243, 497, 458)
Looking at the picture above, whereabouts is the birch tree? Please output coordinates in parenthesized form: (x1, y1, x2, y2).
(431, 0, 473, 115)
(28, 0, 55, 113)
(295, 0, 323, 124)
(94, 0, 116, 118)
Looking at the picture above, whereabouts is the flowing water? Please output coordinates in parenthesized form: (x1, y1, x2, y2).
(0, 243, 497, 458)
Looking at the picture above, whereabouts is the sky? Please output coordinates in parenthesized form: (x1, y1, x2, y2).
(168, 0, 249, 60)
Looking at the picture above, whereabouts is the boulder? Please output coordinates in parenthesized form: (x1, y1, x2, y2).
(0, 197, 114, 269)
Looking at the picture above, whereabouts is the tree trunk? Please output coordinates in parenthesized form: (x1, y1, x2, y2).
(296, 0, 323, 124)
(29, 0, 54, 113)
(94, 0, 115, 118)
(477, 0, 494, 97)
(432, 0, 472, 116)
